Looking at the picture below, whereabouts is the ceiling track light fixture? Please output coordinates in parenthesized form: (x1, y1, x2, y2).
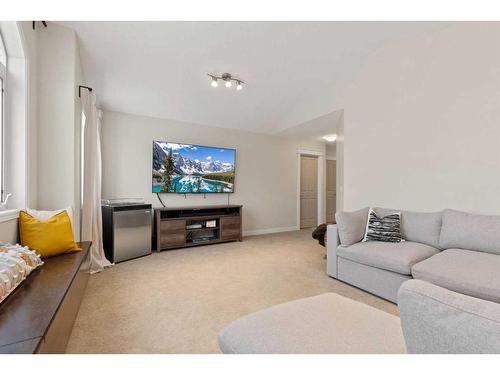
(208, 73, 244, 91)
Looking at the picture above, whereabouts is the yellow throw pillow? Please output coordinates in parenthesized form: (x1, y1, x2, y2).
(19, 210, 81, 258)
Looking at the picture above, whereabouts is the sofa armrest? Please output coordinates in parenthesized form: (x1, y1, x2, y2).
(398, 279, 500, 354)
(326, 224, 340, 278)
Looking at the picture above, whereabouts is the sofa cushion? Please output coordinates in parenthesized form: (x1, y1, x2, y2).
(335, 207, 369, 247)
(337, 241, 439, 275)
(439, 209, 500, 255)
(411, 249, 500, 303)
(374, 208, 442, 248)
(218, 293, 406, 354)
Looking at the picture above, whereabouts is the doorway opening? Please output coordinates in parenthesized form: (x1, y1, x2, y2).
(300, 155, 318, 228)
(297, 150, 325, 229)
(279, 109, 343, 228)
(326, 158, 336, 224)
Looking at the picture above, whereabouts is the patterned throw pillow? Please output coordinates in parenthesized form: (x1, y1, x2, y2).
(0, 244, 44, 303)
(363, 208, 403, 243)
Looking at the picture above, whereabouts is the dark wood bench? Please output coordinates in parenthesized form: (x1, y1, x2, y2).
(0, 242, 91, 353)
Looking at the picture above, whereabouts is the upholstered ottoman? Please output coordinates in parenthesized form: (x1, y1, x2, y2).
(218, 293, 406, 354)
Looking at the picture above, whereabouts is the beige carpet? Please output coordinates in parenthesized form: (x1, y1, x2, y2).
(66, 229, 398, 353)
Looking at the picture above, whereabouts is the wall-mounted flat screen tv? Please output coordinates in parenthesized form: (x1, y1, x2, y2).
(152, 141, 236, 193)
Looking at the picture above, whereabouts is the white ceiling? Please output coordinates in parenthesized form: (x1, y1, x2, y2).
(277, 109, 343, 142)
(59, 21, 448, 134)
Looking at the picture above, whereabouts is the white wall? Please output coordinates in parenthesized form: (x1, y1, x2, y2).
(101, 110, 325, 234)
(335, 111, 344, 212)
(0, 22, 83, 241)
(18, 22, 83, 239)
(333, 23, 500, 214)
(36, 23, 82, 222)
(73, 37, 83, 240)
(20, 22, 38, 209)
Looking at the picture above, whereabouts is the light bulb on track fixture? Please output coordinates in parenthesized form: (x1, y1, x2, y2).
(208, 73, 244, 91)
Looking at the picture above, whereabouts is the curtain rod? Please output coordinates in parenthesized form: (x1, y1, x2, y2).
(79, 85, 93, 97)
(32, 21, 47, 30)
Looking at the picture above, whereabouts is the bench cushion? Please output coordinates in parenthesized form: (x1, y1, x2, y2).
(218, 293, 406, 354)
(439, 209, 500, 255)
(411, 249, 500, 303)
(337, 241, 439, 275)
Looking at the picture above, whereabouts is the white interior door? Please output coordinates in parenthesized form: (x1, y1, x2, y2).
(326, 159, 336, 223)
(300, 156, 318, 229)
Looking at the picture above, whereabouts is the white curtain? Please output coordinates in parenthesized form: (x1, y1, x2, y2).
(81, 91, 112, 273)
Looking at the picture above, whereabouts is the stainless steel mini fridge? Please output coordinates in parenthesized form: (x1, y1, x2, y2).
(102, 203, 152, 263)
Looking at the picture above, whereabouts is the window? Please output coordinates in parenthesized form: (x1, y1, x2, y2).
(0, 31, 6, 202)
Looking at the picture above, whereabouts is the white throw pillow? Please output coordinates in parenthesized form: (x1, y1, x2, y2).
(26, 206, 74, 227)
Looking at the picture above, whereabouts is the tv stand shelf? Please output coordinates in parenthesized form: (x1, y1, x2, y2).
(154, 205, 242, 251)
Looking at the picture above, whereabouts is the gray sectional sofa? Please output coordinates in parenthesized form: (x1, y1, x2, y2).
(218, 207, 500, 354)
(398, 279, 500, 353)
(327, 207, 500, 304)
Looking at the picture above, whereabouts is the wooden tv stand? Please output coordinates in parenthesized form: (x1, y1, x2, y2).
(154, 205, 242, 251)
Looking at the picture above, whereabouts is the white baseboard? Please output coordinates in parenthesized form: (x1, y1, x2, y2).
(243, 225, 300, 237)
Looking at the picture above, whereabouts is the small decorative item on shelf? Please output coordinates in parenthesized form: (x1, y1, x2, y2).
(0, 243, 43, 303)
(206, 220, 217, 228)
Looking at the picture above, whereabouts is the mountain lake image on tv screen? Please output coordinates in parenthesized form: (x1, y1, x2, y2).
(152, 141, 236, 193)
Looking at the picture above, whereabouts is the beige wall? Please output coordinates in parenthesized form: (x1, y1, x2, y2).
(334, 23, 500, 214)
(101, 110, 325, 234)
